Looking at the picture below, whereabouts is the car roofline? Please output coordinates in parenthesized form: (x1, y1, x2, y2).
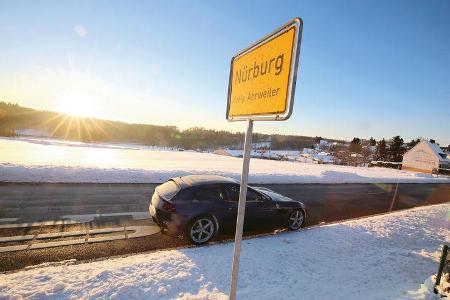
(170, 175, 239, 189)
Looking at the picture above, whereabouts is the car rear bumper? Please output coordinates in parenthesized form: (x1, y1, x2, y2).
(149, 204, 186, 236)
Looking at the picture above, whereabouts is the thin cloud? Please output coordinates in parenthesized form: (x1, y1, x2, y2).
(74, 25, 87, 38)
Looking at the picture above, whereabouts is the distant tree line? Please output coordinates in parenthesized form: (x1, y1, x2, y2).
(0, 102, 338, 150)
(373, 136, 430, 162)
(330, 134, 441, 167)
(2, 102, 444, 156)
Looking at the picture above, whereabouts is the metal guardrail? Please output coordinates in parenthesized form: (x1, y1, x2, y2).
(0, 225, 160, 253)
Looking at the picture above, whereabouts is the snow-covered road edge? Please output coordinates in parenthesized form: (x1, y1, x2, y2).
(1, 203, 449, 299)
(1, 162, 449, 184)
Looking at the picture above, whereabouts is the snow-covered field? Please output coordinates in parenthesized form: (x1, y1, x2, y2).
(1, 137, 449, 184)
(1, 204, 448, 299)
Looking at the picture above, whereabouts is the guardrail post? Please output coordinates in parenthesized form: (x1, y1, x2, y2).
(434, 244, 448, 294)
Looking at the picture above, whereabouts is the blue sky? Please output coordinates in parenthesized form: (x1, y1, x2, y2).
(0, 0, 449, 145)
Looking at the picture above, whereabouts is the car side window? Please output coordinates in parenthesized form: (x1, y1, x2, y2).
(223, 185, 262, 202)
(246, 188, 262, 202)
(223, 184, 239, 202)
(193, 187, 224, 202)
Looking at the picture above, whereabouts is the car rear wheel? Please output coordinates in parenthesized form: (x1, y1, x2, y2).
(187, 216, 216, 245)
(288, 209, 305, 230)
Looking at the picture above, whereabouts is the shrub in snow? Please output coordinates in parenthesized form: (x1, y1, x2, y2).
(368, 161, 402, 169)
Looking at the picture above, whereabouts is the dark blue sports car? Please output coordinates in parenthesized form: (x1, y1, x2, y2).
(149, 175, 306, 244)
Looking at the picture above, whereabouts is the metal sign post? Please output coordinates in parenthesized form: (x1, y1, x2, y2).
(229, 119, 253, 300)
(226, 18, 303, 299)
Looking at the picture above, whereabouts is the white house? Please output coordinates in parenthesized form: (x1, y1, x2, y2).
(402, 140, 450, 173)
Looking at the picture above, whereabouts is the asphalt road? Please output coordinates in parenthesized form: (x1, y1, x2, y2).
(0, 182, 449, 272)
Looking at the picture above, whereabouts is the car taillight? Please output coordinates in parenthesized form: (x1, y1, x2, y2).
(162, 200, 176, 213)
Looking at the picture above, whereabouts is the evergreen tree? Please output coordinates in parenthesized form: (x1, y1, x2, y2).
(349, 137, 362, 153)
(388, 136, 405, 162)
(375, 139, 388, 161)
(369, 137, 376, 146)
(407, 138, 420, 149)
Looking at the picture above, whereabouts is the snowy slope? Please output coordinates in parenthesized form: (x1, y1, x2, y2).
(1, 138, 449, 184)
(1, 204, 448, 299)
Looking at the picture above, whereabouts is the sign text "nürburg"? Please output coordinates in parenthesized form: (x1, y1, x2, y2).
(226, 18, 303, 121)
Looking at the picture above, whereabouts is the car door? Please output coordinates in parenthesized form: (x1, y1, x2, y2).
(222, 184, 275, 230)
(190, 185, 233, 229)
(219, 184, 239, 229)
(244, 187, 276, 229)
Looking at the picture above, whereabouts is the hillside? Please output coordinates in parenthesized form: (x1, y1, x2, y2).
(0, 102, 339, 150)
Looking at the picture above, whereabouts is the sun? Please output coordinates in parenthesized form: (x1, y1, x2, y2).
(56, 90, 98, 118)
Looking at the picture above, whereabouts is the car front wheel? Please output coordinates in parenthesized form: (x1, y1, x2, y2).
(187, 216, 216, 245)
(288, 209, 305, 230)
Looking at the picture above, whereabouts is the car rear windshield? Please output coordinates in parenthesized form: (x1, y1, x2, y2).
(156, 180, 180, 201)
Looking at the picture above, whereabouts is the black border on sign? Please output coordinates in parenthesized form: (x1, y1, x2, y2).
(226, 17, 303, 121)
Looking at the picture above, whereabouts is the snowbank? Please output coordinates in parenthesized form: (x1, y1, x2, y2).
(1, 138, 449, 183)
(407, 274, 450, 299)
(2, 162, 450, 184)
(1, 204, 448, 299)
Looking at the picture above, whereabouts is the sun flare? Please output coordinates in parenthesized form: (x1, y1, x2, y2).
(56, 91, 97, 118)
